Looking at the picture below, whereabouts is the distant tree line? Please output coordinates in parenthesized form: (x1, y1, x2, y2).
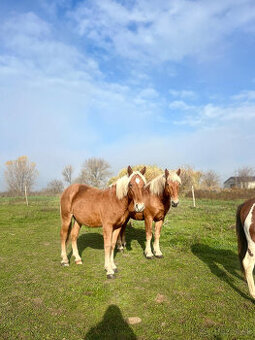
(2, 155, 255, 196)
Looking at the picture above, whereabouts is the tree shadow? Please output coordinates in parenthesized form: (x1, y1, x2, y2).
(125, 223, 145, 251)
(68, 232, 104, 260)
(191, 243, 254, 302)
(84, 304, 137, 339)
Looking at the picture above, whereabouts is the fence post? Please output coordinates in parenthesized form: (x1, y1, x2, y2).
(24, 185, 28, 206)
(191, 185, 196, 208)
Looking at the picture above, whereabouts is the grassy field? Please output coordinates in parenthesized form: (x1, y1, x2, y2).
(0, 195, 254, 339)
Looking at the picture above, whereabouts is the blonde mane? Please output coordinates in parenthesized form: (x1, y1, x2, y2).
(115, 171, 147, 200)
(147, 171, 181, 195)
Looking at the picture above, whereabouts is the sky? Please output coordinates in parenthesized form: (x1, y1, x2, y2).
(0, 0, 255, 190)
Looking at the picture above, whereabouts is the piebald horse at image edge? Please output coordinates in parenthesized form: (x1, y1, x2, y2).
(236, 197, 255, 298)
(60, 166, 146, 279)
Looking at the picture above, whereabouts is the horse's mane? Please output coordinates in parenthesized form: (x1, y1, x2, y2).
(146, 172, 181, 195)
(115, 171, 147, 200)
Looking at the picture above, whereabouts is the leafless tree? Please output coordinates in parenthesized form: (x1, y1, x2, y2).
(179, 165, 203, 192)
(236, 166, 255, 178)
(4, 156, 38, 195)
(45, 179, 64, 194)
(201, 170, 220, 190)
(62, 165, 74, 185)
(77, 158, 112, 188)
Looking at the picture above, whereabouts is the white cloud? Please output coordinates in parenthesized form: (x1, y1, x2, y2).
(70, 0, 255, 62)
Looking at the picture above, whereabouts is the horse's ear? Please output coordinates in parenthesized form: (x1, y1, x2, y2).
(176, 168, 181, 176)
(127, 166, 133, 177)
(140, 167, 146, 175)
(165, 169, 169, 178)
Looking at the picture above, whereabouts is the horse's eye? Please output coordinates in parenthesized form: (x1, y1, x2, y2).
(129, 183, 132, 188)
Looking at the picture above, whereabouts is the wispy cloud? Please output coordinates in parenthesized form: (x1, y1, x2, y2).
(70, 0, 255, 62)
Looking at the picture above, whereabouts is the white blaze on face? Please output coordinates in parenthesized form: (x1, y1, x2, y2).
(135, 178, 140, 184)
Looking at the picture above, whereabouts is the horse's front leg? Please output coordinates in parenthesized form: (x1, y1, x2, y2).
(103, 224, 115, 279)
(154, 220, 163, 258)
(110, 227, 122, 272)
(144, 216, 153, 259)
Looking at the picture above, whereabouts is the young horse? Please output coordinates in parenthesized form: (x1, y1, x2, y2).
(236, 197, 255, 298)
(60, 166, 146, 279)
(118, 169, 181, 258)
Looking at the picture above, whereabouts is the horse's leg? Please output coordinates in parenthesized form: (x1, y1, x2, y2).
(153, 220, 163, 258)
(117, 220, 128, 252)
(111, 227, 122, 272)
(103, 224, 115, 278)
(144, 216, 154, 259)
(71, 220, 82, 264)
(243, 243, 255, 298)
(60, 214, 72, 266)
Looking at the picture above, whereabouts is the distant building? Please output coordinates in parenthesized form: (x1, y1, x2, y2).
(224, 176, 255, 189)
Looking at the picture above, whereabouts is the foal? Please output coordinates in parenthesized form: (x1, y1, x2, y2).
(60, 166, 146, 278)
(236, 197, 255, 298)
(118, 169, 181, 258)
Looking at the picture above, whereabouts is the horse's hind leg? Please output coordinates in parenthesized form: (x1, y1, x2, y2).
(71, 220, 82, 264)
(117, 221, 127, 252)
(60, 215, 72, 266)
(153, 220, 163, 258)
(243, 245, 255, 298)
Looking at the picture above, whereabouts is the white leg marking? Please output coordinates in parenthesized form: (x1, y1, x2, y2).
(243, 203, 255, 298)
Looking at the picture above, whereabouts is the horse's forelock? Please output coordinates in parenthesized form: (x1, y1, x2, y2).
(115, 171, 146, 200)
(147, 171, 181, 195)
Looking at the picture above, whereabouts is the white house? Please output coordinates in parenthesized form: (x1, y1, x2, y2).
(224, 176, 255, 189)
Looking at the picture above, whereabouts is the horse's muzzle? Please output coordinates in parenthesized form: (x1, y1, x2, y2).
(172, 201, 179, 208)
(135, 203, 145, 212)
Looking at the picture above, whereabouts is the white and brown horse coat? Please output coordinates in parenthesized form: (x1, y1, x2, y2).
(236, 197, 255, 298)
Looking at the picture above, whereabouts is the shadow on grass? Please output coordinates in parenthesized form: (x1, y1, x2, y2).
(191, 243, 254, 302)
(67, 232, 104, 260)
(84, 304, 137, 339)
(125, 223, 145, 251)
(68, 223, 145, 260)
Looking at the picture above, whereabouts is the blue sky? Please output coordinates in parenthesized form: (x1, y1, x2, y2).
(0, 0, 255, 189)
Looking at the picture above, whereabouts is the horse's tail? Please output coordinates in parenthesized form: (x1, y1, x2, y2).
(236, 203, 247, 272)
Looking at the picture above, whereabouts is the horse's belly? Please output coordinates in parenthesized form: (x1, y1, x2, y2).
(73, 204, 102, 227)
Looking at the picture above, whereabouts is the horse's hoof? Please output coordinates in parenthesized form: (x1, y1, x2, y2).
(75, 260, 83, 265)
(145, 255, 154, 260)
(155, 255, 164, 259)
(114, 268, 118, 273)
(61, 262, 69, 267)
(107, 274, 116, 279)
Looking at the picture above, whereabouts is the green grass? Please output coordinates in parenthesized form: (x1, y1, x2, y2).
(0, 196, 254, 339)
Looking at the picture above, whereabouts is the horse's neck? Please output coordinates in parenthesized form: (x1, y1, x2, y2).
(110, 186, 130, 209)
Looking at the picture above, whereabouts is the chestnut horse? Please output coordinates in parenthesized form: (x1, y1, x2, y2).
(236, 197, 255, 298)
(60, 166, 146, 278)
(117, 169, 181, 258)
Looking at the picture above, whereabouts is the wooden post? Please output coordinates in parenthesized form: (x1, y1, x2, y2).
(191, 185, 196, 208)
(24, 185, 28, 206)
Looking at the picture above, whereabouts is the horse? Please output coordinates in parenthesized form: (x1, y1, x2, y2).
(117, 168, 181, 259)
(236, 197, 255, 298)
(60, 166, 146, 279)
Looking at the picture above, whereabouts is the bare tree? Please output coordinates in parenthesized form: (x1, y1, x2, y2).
(5, 156, 38, 195)
(236, 166, 255, 178)
(201, 170, 220, 190)
(45, 179, 64, 194)
(62, 165, 74, 185)
(179, 166, 203, 192)
(77, 158, 112, 188)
